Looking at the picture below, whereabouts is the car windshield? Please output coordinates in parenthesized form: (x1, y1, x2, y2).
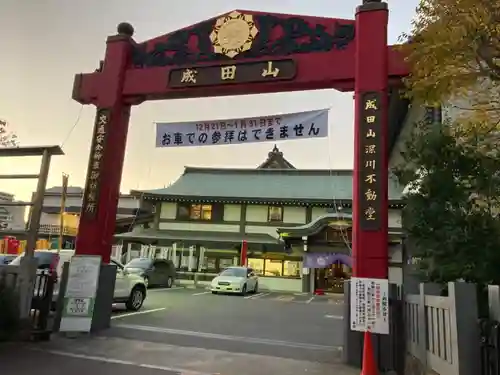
(125, 258, 152, 269)
(9, 251, 55, 267)
(220, 268, 246, 277)
(0, 255, 15, 264)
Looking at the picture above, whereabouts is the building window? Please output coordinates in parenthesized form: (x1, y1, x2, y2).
(264, 259, 283, 277)
(177, 204, 213, 221)
(219, 258, 234, 270)
(190, 204, 212, 220)
(248, 258, 264, 275)
(177, 205, 190, 219)
(203, 257, 218, 273)
(283, 260, 301, 277)
(268, 206, 283, 222)
(248, 257, 302, 278)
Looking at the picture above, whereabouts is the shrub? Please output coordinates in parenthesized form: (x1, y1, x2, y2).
(0, 279, 21, 341)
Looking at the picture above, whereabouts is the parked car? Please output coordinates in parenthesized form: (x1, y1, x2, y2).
(124, 258, 176, 288)
(0, 254, 18, 265)
(210, 266, 258, 295)
(10, 250, 147, 311)
(9, 249, 74, 278)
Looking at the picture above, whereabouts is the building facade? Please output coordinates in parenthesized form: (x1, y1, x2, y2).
(0, 191, 26, 231)
(117, 146, 405, 293)
(33, 186, 147, 249)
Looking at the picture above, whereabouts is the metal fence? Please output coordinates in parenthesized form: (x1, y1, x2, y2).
(0, 265, 55, 341)
(30, 270, 55, 340)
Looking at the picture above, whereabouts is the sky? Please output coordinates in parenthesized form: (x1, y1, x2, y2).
(0, 0, 418, 201)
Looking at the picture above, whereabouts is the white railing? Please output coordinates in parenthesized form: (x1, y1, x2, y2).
(405, 282, 479, 375)
(405, 294, 420, 357)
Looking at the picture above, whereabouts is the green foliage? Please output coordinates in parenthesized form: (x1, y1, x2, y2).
(0, 279, 21, 341)
(0, 119, 18, 147)
(394, 119, 500, 286)
(399, 0, 500, 131)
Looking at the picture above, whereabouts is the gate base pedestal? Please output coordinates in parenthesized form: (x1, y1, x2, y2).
(90, 264, 117, 332)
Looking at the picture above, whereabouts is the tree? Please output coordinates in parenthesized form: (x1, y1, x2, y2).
(0, 119, 18, 147)
(400, 0, 500, 129)
(394, 119, 500, 287)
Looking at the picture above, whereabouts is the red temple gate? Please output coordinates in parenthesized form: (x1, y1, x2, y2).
(72, 1, 408, 283)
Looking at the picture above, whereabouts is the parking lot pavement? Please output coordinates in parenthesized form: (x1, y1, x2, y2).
(0, 344, 182, 375)
(0, 287, 357, 375)
(107, 287, 346, 364)
(242, 291, 345, 304)
(143, 286, 344, 304)
(9, 335, 358, 375)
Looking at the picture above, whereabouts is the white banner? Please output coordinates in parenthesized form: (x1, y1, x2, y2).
(350, 277, 389, 335)
(155, 109, 329, 148)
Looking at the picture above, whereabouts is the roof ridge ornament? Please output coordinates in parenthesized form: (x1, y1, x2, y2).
(268, 144, 283, 158)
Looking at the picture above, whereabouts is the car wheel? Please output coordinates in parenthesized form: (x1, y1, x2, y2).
(143, 276, 149, 288)
(240, 284, 247, 296)
(253, 282, 258, 294)
(166, 276, 173, 288)
(125, 286, 146, 311)
(211, 291, 218, 294)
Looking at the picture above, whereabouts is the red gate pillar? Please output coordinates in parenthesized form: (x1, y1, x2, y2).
(74, 24, 134, 264)
(352, 1, 389, 279)
(240, 240, 248, 266)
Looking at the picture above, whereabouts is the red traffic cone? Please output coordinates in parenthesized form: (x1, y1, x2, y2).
(361, 331, 378, 375)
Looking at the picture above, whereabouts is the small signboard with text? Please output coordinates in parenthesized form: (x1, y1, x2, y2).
(350, 277, 389, 335)
(60, 255, 101, 332)
(169, 59, 296, 88)
(81, 109, 110, 219)
(155, 109, 329, 148)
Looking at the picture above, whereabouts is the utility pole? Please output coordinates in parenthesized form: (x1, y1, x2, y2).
(58, 173, 69, 252)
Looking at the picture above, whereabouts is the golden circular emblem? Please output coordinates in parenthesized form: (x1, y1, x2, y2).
(210, 11, 259, 58)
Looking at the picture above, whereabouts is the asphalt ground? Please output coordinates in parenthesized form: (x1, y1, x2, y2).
(107, 287, 346, 362)
(0, 287, 356, 375)
(0, 346, 180, 375)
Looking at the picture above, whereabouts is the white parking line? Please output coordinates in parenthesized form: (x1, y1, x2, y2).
(324, 314, 343, 320)
(245, 292, 269, 299)
(147, 287, 182, 292)
(192, 291, 211, 296)
(111, 307, 167, 320)
(275, 295, 295, 302)
(116, 323, 342, 351)
(305, 296, 315, 304)
(30, 348, 213, 375)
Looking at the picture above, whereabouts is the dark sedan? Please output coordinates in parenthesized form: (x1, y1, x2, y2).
(124, 258, 176, 288)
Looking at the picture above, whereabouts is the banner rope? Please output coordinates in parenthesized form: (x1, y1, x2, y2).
(326, 109, 353, 256)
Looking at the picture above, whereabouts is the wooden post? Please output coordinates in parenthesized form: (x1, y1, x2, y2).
(58, 173, 69, 252)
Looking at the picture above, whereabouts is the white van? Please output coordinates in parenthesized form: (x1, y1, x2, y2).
(10, 250, 147, 311)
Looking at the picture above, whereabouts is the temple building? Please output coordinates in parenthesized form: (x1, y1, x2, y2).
(117, 145, 405, 293)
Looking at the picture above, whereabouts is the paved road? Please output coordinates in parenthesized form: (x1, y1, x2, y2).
(108, 287, 346, 362)
(2, 287, 356, 375)
(0, 346, 180, 375)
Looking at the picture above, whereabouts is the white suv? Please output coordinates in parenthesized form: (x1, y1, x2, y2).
(10, 250, 147, 311)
